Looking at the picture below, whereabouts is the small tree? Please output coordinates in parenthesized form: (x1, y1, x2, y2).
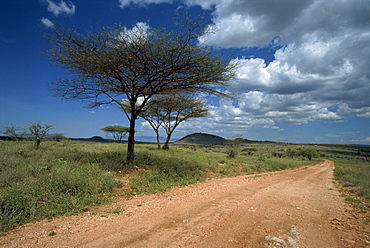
(242, 147, 257, 155)
(1, 124, 25, 141)
(226, 136, 244, 158)
(50, 133, 65, 142)
(123, 95, 209, 149)
(101, 125, 130, 143)
(122, 99, 165, 149)
(28, 122, 53, 149)
(160, 95, 209, 150)
(299, 149, 318, 161)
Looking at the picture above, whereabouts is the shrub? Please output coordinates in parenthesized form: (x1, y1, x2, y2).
(226, 147, 238, 158)
(242, 147, 257, 155)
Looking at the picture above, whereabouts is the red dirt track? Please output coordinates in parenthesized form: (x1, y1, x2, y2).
(1, 160, 369, 247)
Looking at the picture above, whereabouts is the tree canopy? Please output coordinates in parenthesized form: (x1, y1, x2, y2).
(1, 124, 25, 141)
(101, 125, 130, 143)
(28, 122, 53, 149)
(47, 14, 238, 162)
(133, 94, 209, 149)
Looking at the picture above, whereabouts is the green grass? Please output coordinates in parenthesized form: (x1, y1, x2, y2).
(1, 139, 369, 234)
(0, 141, 120, 233)
(334, 160, 370, 200)
(129, 149, 207, 194)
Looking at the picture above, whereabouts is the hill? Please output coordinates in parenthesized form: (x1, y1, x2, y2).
(71, 136, 109, 143)
(175, 133, 227, 146)
(175, 133, 275, 146)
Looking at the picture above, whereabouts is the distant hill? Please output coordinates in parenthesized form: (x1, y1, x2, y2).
(175, 133, 273, 146)
(71, 136, 109, 143)
(175, 133, 227, 146)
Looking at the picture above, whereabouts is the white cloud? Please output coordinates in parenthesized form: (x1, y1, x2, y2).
(118, 0, 219, 9)
(45, 0, 75, 16)
(340, 131, 360, 135)
(118, 22, 150, 43)
(198, 0, 370, 47)
(182, 0, 218, 9)
(224, 28, 370, 124)
(41, 18, 54, 28)
(197, 0, 370, 125)
(118, 0, 172, 8)
(119, 0, 370, 136)
(352, 137, 370, 143)
(325, 134, 341, 138)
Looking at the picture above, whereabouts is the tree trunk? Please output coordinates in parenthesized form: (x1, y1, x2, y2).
(35, 138, 41, 149)
(155, 130, 161, 149)
(127, 117, 136, 162)
(163, 132, 172, 150)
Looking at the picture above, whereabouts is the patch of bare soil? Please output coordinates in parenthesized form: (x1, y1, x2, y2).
(1, 160, 369, 247)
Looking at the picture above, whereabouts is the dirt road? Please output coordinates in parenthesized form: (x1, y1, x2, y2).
(1, 160, 369, 247)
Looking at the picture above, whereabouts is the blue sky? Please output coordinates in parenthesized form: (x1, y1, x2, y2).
(1, 0, 370, 144)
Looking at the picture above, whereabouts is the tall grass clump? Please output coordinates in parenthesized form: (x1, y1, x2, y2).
(334, 159, 370, 200)
(129, 149, 206, 194)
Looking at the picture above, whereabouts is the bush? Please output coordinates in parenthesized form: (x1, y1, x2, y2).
(226, 147, 238, 158)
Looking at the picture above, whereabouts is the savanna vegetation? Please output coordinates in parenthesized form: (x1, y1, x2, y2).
(0, 134, 369, 234)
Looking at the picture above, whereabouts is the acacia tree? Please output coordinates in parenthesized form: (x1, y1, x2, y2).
(28, 122, 53, 149)
(47, 14, 237, 162)
(1, 124, 25, 141)
(122, 98, 165, 149)
(101, 125, 130, 143)
(160, 95, 209, 149)
(132, 95, 209, 149)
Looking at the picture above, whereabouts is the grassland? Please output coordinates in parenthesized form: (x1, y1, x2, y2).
(0, 138, 369, 234)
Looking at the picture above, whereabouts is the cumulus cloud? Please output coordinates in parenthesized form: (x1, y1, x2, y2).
(118, 22, 150, 43)
(124, 0, 370, 134)
(200, 0, 370, 47)
(44, 0, 75, 16)
(41, 18, 54, 28)
(195, 0, 370, 129)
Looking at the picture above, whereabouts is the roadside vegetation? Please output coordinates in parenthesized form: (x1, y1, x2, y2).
(326, 146, 370, 207)
(0, 137, 369, 234)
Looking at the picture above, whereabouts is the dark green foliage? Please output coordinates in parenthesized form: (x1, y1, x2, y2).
(50, 133, 65, 142)
(226, 147, 238, 158)
(299, 149, 319, 161)
(242, 147, 258, 155)
(101, 126, 130, 143)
